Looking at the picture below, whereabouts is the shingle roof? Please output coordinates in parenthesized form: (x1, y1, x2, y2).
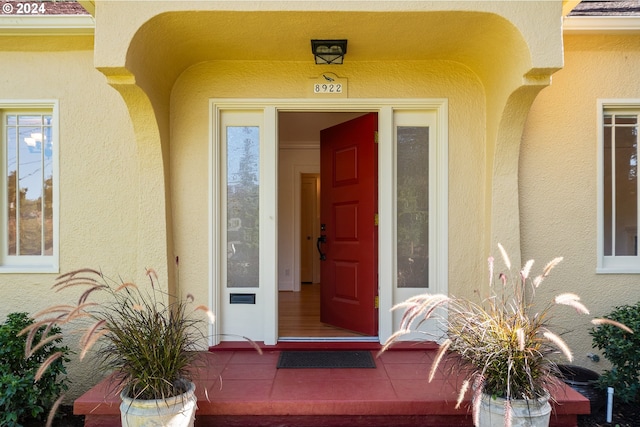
(570, 1, 640, 16)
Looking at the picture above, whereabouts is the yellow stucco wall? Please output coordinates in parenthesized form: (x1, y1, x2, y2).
(521, 33, 640, 371)
(170, 59, 487, 314)
(105, 2, 563, 281)
(0, 0, 573, 400)
(0, 37, 141, 399)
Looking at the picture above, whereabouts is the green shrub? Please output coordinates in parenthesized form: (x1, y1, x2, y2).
(590, 302, 640, 404)
(0, 312, 70, 427)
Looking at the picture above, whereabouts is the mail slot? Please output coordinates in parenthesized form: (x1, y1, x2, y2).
(230, 293, 256, 304)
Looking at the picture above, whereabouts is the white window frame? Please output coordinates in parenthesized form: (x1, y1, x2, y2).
(0, 100, 59, 273)
(597, 99, 640, 273)
(392, 109, 448, 341)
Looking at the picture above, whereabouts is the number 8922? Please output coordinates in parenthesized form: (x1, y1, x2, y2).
(314, 83, 342, 94)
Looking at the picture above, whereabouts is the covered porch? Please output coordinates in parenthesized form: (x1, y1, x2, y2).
(74, 343, 590, 427)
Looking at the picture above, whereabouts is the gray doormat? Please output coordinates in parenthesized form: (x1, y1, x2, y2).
(276, 350, 376, 369)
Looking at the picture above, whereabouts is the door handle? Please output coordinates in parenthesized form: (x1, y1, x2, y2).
(316, 235, 327, 261)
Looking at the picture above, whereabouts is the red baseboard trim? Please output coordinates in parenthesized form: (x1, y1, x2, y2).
(208, 340, 439, 351)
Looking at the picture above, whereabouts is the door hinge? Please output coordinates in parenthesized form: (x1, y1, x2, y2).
(374, 213, 379, 226)
(374, 131, 378, 143)
(375, 296, 379, 309)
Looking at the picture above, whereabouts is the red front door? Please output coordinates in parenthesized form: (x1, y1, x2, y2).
(319, 113, 378, 336)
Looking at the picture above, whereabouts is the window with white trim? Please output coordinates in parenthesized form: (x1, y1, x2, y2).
(0, 102, 58, 272)
(599, 101, 640, 273)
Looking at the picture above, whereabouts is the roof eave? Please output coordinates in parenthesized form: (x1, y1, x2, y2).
(0, 12, 637, 38)
(564, 16, 640, 34)
(0, 15, 94, 36)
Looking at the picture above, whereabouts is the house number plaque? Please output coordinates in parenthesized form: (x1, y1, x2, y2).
(310, 73, 347, 98)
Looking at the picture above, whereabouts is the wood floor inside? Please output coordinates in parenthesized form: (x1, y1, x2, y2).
(278, 283, 370, 338)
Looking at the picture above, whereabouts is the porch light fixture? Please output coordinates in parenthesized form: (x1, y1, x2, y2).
(311, 39, 347, 65)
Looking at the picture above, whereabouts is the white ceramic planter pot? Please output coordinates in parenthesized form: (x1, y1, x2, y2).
(120, 382, 197, 427)
(478, 393, 551, 427)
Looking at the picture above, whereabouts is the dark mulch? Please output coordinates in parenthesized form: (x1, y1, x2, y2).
(578, 401, 640, 427)
(22, 406, 84, 427)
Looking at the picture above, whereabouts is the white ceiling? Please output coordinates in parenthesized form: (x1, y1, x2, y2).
(278, 112, 367, 146)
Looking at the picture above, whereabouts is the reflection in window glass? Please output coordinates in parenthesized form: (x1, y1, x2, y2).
(226, 126, 259, 287)
(5, 113, 53, 256)
(604, 114, 638, 256)
(397, 126, 429, 288)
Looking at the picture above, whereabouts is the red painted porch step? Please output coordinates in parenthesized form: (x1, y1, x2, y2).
(74, 346, 590, 427)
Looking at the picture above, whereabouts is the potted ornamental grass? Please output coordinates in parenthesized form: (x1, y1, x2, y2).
(21, 267, 221, 427)
(382, 244, 633, 427)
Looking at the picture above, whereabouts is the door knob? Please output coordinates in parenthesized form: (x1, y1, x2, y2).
(316, 235, 327, 261)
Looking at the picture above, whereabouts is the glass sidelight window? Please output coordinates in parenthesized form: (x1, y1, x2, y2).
(226, 126, 260, 288)
(214, 106, 274, 344)
(396, 126, 429, 288)
(389, 105, 447, 342)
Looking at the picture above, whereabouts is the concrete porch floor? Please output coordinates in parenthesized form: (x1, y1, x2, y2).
(74, 342, 590, 427)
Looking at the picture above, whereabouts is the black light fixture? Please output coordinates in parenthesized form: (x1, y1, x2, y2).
(311, 39, 348, 65)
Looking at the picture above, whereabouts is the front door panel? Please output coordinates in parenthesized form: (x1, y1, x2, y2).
(319, 113, 378, 336)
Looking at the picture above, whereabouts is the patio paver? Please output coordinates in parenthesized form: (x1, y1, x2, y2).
(74, 343, 590, 427)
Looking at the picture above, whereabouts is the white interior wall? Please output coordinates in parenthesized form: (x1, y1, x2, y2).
(277, 112, 364, 291)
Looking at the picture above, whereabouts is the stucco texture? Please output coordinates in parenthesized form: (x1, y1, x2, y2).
(0, 0, 573, 399)
(170, 60, 487, 325)
(520, 33, 640, 372)
(109, 3, 563, 336)
(0, 42, 140, 399)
